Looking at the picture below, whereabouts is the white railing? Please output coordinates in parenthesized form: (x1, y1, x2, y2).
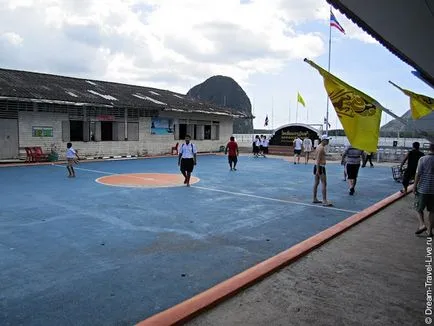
(233, 134, 272, 146)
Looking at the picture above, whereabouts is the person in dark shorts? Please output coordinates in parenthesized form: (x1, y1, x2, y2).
(178, 134, 197, 186)
(342, 145, 363, 195)
(293, 136, 303, 164)
(413, 143, 434, 236)
(400, 142, 425, 193)
(362, 152, 374, 167)
(225, 136, 239, 171)
(312, 135, 332, 206)
(252, 135, 260, 157)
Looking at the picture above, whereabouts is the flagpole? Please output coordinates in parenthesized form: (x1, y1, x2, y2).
(325, 8, 332, 135)
(296, 94, 299, 123)
(271, 97, 274, 130)
(288, 99, 291, 124)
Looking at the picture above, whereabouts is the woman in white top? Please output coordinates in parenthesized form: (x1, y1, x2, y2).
(303, 137, 313, 164)
(261, 135, 269, 156)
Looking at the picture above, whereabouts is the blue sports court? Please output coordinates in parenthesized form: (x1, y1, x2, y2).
(0, 155, 398, 325)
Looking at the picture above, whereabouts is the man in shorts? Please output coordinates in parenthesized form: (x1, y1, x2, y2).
(400, 141, 424, 193)
(413, 143, 434, 236)
(342, 145, 363, 195)
(253, 135, 260, 157)
(178, 134, 197, 186)
(313, 135, 332, 206)
(293, 135, 303, 164)
(225, 136, 239, 171)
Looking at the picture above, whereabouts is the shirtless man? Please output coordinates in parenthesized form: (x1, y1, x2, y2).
(313, 135, 332, 206)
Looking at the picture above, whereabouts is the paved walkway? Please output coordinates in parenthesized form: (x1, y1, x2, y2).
(186, 194, 428, 326)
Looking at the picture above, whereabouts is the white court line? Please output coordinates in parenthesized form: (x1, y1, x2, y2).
(53, 165, 154, 180)
(52, 164, 196, 187)
(191, 185, 359, 214)
(52, 164, 359, 213)
(53, 164, 113, 175)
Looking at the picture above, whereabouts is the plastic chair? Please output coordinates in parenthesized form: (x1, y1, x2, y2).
(32, 147, 49, 162)
(171, 143, 179, 155)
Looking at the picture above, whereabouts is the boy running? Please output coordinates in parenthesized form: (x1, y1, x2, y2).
(225, 136, 239, 171)
(178, 134, 197, 186)
(66, 142, 80, 178)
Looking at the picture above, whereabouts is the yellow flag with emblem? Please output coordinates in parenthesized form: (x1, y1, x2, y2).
(297, 92, 306, 107)
(304, 58, 382, 153)
(389, 81, 434, 120)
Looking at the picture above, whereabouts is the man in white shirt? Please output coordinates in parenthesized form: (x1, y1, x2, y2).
(178, 134, 197, 186)
(302, 137, 313, 164)
(293, 136, 303, 164)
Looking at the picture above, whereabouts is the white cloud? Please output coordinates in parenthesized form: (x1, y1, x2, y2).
(0, 0, 376, 95)
(331, 9, 378, 44)
(1, 32, 23, 46)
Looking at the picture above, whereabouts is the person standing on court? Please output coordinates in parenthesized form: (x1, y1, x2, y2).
(400, 142, 424, 194)
(413, 143, 434, 236)
(225, 136, 239, 171)
(362, 151, 374, 168)
(178, 134, 197, 186)
(261, 135, 269, 157)
(342, 145, 364, 195)
(313, 135, 332, 206)
(66, 142, 80, 178)
(302, 136, 313, 164)
(293, 135, 303, 164)
(253, 135, 260, 157)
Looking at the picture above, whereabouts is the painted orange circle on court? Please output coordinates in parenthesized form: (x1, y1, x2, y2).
(96, 173, 200, 188)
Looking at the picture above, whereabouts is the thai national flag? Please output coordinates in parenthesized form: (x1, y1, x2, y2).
(330, 11, 345, 34)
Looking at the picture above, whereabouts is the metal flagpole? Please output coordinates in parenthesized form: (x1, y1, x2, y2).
(271, 97, 274, 130)
(325, 8, 332, 135)
(288, 99, 291, 124)
(296, 95, 299, 123)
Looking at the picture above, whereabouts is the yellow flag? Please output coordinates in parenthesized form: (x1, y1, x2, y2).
(297, 92, 306, 107)
(304, 59, 382, 153)
(389, 81, 434, 120)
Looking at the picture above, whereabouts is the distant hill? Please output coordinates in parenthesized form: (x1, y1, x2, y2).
(187, 76, 254, 133)
(381, 110, 434, 139)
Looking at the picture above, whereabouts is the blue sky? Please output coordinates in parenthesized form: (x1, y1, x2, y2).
(245, 18, 434, 129)
(0, 0, 432, 131)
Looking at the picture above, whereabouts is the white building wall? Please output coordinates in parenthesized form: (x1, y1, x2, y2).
(18, 111, 233, 159)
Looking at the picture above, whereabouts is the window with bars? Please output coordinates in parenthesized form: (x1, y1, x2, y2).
(174, 121, 219, 140)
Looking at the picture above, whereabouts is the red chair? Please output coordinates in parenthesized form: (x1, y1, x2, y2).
(171, 142, 179, 155)
(24, 147, 35, 162)
(32, 147, 49, 162)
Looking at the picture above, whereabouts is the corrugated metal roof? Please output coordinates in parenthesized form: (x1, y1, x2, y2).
(0, 68, 251, 118)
